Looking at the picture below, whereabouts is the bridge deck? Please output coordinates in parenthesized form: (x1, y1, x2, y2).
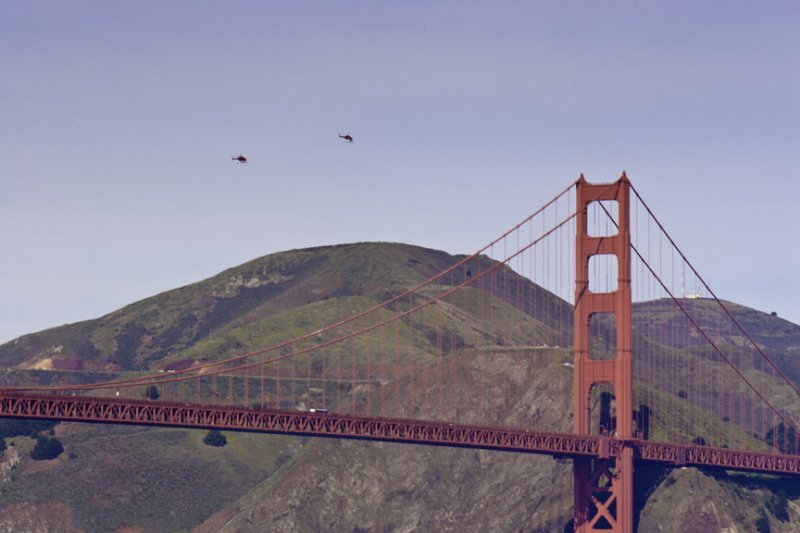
(2, 392, 798, 476)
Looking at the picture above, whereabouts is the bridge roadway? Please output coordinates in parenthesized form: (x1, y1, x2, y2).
(2, 391, 799, 476)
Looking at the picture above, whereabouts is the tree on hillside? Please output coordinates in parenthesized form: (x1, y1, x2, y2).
(146, 385, 160, 400)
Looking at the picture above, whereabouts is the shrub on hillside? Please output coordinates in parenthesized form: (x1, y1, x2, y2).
(203, 430, 227, 447)
(765, 423, 798, 455)
(0, 419, 56, 440)
(766, 489, 790, 522)
(756, 510, 771, 533)
(30, 434, 64, 460)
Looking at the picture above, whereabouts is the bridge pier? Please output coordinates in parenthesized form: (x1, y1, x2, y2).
(573, 174, 633, 533)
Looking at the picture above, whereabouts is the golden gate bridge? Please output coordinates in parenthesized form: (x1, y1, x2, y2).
(1, 175, 798, 532)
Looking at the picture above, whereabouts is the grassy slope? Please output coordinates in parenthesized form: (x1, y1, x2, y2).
(1, 425, 303, 532)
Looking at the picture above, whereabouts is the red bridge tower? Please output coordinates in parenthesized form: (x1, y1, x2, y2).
(573, 174, 634, 532)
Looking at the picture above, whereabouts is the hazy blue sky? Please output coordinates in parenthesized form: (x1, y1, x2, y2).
(2, 1, 798, 343)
